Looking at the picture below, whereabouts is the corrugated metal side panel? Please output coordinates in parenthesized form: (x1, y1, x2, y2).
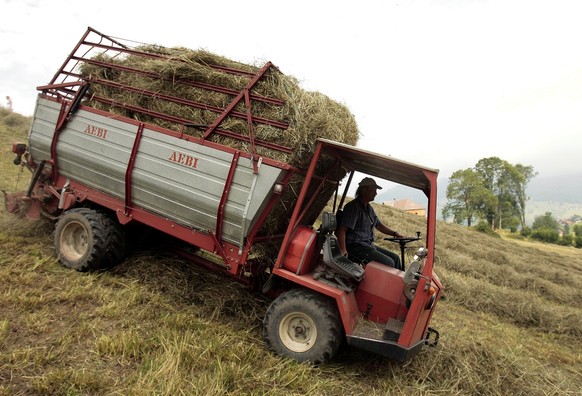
(56, 107, 135, 200)
(133, 129, 283, 246)
(28, 97, 60, 161)
(28, 97, 135, 199)
(28, 97, 285, 247)
(131, 129, 232, 238)
(223, 156, 283, 243)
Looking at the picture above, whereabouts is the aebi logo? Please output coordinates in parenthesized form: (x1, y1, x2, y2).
(83, 124, 107, 139)
(169, 151, 199, 169)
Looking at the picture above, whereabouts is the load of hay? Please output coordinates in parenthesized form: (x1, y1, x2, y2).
(79, 46, 359, 168)
(78, 44, 359, 259)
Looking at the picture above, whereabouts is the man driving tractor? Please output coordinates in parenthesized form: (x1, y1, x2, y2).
(337, 177, 405, 269)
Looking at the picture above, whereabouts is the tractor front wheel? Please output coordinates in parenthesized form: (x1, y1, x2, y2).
(263, 288, 343, 364)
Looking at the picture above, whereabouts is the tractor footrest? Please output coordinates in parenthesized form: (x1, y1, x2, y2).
(383, 318, 404, 341)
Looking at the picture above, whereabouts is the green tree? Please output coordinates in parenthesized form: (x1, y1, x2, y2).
(509, 164, 537, 230)
(558, 234, 573, 246)
(475, 157, 513, 229)
(531, 228, 560, 243)
(442, 168, 496, 226)
(474, 157, 535, 230)
(532, 212, 560, 231)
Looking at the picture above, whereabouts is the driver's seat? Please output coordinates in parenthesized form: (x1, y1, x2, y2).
(320, 212, 364, 281)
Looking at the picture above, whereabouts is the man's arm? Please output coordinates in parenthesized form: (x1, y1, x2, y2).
(337, 225, 349, 256)
(376, 222, 403, 238)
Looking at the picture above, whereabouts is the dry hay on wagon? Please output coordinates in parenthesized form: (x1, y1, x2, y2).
(79, 46, 359, 169)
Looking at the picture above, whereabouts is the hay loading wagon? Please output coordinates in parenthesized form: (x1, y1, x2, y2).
(6, 27, 442, 364)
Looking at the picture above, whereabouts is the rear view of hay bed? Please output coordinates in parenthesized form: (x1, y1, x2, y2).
(11, 27, 443, 364)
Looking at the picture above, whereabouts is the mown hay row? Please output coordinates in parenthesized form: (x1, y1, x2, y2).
(438, 267, 582, 336)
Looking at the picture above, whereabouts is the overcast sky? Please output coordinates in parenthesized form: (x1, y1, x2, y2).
(1, 0, 581, 184)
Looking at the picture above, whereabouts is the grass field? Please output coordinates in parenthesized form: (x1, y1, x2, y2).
(1, 110, 581, 395)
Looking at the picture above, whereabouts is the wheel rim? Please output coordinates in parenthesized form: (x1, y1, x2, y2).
(59, 220, 89, 261)
(279, 311, 317, 353)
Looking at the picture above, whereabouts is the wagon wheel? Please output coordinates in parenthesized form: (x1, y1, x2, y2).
(54, 208, 127, 271)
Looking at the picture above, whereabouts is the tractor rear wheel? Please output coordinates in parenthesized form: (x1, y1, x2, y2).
(263, 288, 343, 364)
(54, 208, 127, 271)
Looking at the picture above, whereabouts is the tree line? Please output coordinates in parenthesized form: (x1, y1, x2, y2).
(526, 212, 582, 247)
(442, 157, 536, 231)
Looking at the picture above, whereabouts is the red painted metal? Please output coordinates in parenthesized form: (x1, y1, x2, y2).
(55, 175, 244, 266)
(85, 95, 293, 155)
(64, 61, 284, 107)
(272, 267, 360, 334)
(294, 160, 341, 227)
(37, 80, 84, 92)
(67, 72, 288, 130)
(203, 61, 276, 146)
(243, 88, 258, 164)
(281, 226, 318, 275)
(124, 122, 145, 216)
(216, 151, 240, 243)
(355, 264, 408, 323)
(274, 142, 323, 270)
(49, 27, 94, 87)
(80, 39, 257, 78)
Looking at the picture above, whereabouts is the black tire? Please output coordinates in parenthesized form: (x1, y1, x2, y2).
(263, 288, 343, 364)
(54, 208, 127, 271)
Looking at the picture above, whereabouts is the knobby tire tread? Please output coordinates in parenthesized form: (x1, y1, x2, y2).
(263, 288, 343, 364)
(55, 208, 127, 271)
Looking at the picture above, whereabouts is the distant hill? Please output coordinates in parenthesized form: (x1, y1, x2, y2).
(526, 173, 582, 203)
(377, 173, 582, 224)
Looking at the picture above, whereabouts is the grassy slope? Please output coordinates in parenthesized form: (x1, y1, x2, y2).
(0, 110, 581, 395)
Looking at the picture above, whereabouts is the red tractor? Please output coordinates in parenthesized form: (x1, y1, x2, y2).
(5, 27, 442, 364)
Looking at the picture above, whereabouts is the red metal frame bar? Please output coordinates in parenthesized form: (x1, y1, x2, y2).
(49, 28, 94, 86)
(66, 58, 284, 106)
(422, 169, 438, 275)
(124, 122, 145, 216)
(203, 61, 275, 141)
(237, 168, 297, 264)
(80, 40, 258, 78)
(216, 151, 240, 242)
(89, 96, 293, 154)
(37, 81, 84, 91)
(243, 88, 258, 166)
(293, 159, 341, 227)
(71, 73, 287, 130)
(274, 142, 324, 269)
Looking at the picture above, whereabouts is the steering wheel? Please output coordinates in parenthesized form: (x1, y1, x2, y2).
(384, 232, 422, 270)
